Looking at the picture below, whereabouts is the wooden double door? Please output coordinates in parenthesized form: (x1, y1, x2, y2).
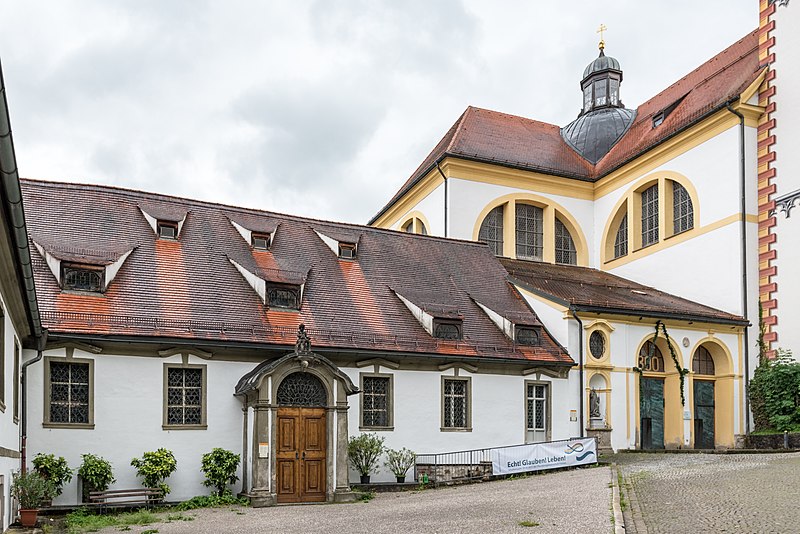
(276, 407, 327, 503)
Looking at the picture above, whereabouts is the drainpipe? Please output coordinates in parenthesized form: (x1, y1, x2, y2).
(725, 102, 751, 436)
(435, 160, 448, 238)
(20, 345, 44, 472)
(571, 308, 585, 437)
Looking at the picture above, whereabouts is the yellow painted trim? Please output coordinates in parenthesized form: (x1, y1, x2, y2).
(688, 337, 736, 448)
(471, 192, 589, 266)
(397, 210, 432, 235)
(440, 158, 594, 200)
(587, 369, 613, 428)
(737, 332, 744, 434)
(626, 370, 630, 441)
(372, 168, 442, 228)
(567, 312, 745, 333)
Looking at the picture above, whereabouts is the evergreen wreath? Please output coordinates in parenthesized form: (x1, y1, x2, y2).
(632, 321, 690, 406)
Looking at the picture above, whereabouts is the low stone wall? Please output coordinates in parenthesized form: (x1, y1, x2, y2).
(416, 462, 493, 484)
(745, 432, 800, 449)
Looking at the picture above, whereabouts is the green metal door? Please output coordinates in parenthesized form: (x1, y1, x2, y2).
(640, 378, 664, 449)
(693, 380, 715, 449)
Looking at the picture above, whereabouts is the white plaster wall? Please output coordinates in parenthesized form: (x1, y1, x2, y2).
(391, 182, 445, 236)
(342, 365, 577, 483)
(771, 4, 800, 355)
(25, 349, 254, 505)
(0, 291, 22, 532)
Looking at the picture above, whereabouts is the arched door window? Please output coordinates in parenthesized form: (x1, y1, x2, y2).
(692, 346, 715, 375)
(638, 341, 664, 372)
(276, 373, 327, 406)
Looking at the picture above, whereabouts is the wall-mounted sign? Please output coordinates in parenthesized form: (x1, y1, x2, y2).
(259, 442, 269, 458)
(569, 410, 577, 422)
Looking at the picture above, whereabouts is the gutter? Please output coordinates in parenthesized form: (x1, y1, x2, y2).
(570, 308, 585, 437)
(725, 101, 751, 436)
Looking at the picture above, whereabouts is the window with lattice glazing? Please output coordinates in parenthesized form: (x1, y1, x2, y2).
(672, 182, 693, 234)
(526, 383, 548, 442)
(361, 376, 391, 428)
(692, 346, 715, 375)
(479, 205, 504, 256)
(49, 361, 90, 424)
(589, 331, 606, 359)
(442, 378, 469, 429)
(515, 204, 543, 260)
(641, 184, 659, 247)
(614, 213, 628, 258)
(638, 341, 664, 372)
(62, 264, 103, 292)
(554, 218, 577, 265)
(433, 320, 462, 340)
(267, 284, 301, 310)
(166, 367, 204, 426)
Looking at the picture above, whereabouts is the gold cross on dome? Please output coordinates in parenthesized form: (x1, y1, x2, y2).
(597, 23, 607, 50)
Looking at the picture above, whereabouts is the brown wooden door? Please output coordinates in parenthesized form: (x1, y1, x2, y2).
(276, 407, 326, 503)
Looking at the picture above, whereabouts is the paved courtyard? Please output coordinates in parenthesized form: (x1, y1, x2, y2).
(615, 452, 800, 534)
(93, 466, 613, 534)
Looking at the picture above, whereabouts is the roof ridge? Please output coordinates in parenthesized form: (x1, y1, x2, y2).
(444, 106, 472, 154)
(19, 178, 492, 248)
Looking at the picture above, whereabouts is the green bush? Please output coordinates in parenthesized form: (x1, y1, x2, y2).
(11, 470, 56, 509)
(78, 454, 115, 502)
(131, 448, 177, 497)
(32, 453, 73, 497)
(384, 447, 415, 478)
(347, 433, 385, 476)
(201, 448, 240, 496)
(176, 493, 249, 510)
(749, 348, 800, 432)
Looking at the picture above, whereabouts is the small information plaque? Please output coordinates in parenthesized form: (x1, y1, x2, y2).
(259, 442, 269, 458)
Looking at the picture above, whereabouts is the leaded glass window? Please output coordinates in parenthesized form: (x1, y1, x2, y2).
(589, 331, 606, 359)
(443, 378, 469, 428)
(276, 373, 327, 406)
(166, 367, 204, 426)
(62, 264, 103, 292)
(516, 326, 540, 346)
(638, 341, 664, 372)
(692, 346, 715, 376)
(554, 218, 577, 265)
(49, 361, 90, 424)
(479, 206, 504, 256)
(434, 320, 462, 340)
(526, 384, 548, 442)
(641, 184, 659, 247)
(267, 285, 300, 310)
(673, 182, 694, 234)
(515, 204, 543, 260)
(362, 376, 390, 427)
(614, 213, 628, 258)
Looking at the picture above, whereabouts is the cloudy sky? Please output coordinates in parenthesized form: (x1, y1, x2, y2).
(2, 1, 756, 224)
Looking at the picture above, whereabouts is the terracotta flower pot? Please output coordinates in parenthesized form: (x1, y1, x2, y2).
(19, 509, 38, 528)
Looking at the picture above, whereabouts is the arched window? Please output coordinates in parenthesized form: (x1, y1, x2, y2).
(692, 346, 715, 375)
(638, 341, 664, 372)
(403, 221, 413, 233)
(554, 218, 577, 265)
(401, 216, 428, 235)
(479, 205, 504, 256)
(641, 184, 659, 247)
(276, 373, 327, 406)
(613, 213, 628, 259)
(673, 182, 693, 234)
(515, 204, 543, 260)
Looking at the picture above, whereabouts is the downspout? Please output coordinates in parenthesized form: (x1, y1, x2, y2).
(436, 160, 448, 238)
(571, 307, 585, 437)
(20, 344, 44, 472)
(725, 102, 751, 436)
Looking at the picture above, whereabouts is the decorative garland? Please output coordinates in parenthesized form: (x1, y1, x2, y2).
(633, 321, 690, 406)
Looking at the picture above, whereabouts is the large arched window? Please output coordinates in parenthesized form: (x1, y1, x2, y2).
(554, 218, 577, 265)
(613, 213, 628, 258)
(478, 205, 504, 256)
(515, 204, 543, 260)
(400, 213, 429, 235)
(673, 182, 694, 235)
(641, 184, 659, 247)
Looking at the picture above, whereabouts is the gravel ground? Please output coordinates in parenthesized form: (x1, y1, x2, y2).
(95, 466, 613, 534)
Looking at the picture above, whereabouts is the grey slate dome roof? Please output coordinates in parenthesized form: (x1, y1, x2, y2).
(583, 50, 621, 79)
(561, 107, 636, 164)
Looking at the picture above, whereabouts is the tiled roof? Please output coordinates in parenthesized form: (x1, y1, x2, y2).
(501, 258, 747, 325)
(21, 179, 572, 365)
(371, 30, 761, 224)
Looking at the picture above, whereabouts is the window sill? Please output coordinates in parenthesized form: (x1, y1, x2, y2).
(43, 422, 95, 430)
(440, 427, 472, 432)
(664, 227, 693, 240)
(359, 426, 394, 432)
(163, 424, 208, 431)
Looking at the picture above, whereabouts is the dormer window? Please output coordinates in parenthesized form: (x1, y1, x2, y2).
(158, 221, 178, 239)
(62, 263, 103, 292)
(252, 233, 271, 250)
(267, 284, 301, 310)
(338, 243, 356, 260)
(433, 319, 462, 340)
(516, 326, 541, 346)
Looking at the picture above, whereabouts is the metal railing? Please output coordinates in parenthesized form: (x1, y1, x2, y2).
(414, 437, 595, 487)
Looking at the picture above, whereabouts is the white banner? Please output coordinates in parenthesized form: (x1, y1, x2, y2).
(491, 438, 597, 476)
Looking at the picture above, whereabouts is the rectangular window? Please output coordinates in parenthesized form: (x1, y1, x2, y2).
(13, 340, 20, 423)
(641, 184, 659, 247)
(525, 382, 550, 443)
(251, 233, 270, 250)
(266, 284, 301, 310)
(515, 204, 543, 260)
(164, 365, 207, 429)
(62, 263, 104, 292)
(45, 358, 94, 427)
(433, 319, 462, 340)
(442, 377, 471, 430)
(157, 221, 178, 239)
(360, 374, 392, 429)
(338, 243, 356, 260)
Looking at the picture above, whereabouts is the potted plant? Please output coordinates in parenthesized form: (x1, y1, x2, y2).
(11, 470, 56, 527)
(32, 453, 73, 499)
(347, 433, 385, 484)
(78, 453, 115, 503)
(384, 447, 416, 483)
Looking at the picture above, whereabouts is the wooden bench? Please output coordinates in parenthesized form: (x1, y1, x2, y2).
(88, 488, 164, 513)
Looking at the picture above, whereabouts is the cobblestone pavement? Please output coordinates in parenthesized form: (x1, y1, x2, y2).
(614, 452, 800, 534)
(95, 466, 613, 534)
